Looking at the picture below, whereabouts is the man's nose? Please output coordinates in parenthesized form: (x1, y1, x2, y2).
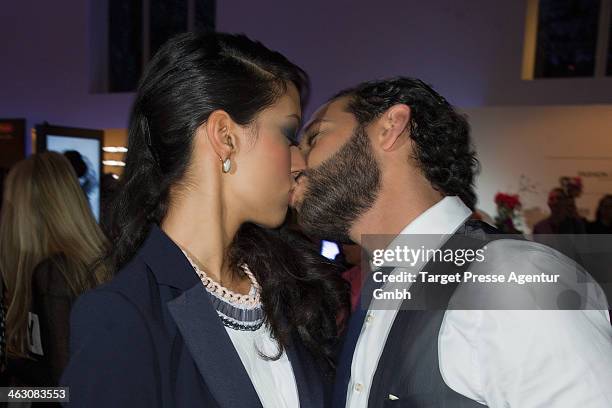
(290, 145, 306, 180)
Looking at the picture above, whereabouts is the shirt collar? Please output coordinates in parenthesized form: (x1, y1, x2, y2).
(397, 196, 472, 236)
(368, 196, 473, 270)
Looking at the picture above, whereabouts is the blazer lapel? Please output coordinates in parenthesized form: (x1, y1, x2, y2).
(167, 282, 263, 408)
(141, 224, 316, 407)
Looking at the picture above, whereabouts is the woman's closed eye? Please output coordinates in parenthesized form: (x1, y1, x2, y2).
(282, 126, 299, 146)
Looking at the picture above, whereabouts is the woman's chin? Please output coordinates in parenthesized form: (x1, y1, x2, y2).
(252, 207, 289, 229)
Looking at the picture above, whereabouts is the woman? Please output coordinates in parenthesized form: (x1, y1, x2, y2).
(587, 194, 612, 234)
(0, 152, 111, 388)
(60, 32, 348, 407)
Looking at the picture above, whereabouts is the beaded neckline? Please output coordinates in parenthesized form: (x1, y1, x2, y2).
(181, 250, 264, 331)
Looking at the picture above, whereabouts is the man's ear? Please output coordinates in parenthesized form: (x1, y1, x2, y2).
(204, 110, 237, 162)
(378, 104, 411, 151)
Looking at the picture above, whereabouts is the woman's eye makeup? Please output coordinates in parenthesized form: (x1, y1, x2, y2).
(282, 126, 299, 146)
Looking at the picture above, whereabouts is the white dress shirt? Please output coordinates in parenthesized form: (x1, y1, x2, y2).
(226, 324, 300, 408)
(346, 196, 612, 408)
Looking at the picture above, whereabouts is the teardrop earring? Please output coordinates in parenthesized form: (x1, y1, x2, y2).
(220, 126, 232, 173)
(222, 158, 231, 173)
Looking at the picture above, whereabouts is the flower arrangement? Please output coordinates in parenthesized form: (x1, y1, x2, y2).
(494, 193, 523, 234)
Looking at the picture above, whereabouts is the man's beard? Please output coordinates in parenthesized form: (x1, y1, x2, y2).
(297, 126, 382, 243)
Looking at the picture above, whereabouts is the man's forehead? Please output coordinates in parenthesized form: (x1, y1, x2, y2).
(304, 96, 350, 129)
(303, 102, 332, 129)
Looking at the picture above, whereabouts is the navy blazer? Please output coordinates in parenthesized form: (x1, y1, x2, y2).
(60, 224, 325, 407)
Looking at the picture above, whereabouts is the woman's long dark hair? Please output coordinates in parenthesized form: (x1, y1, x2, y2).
(106, 32, 349, 372)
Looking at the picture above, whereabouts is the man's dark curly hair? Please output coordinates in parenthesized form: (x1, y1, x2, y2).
(333, 77, 479, 210)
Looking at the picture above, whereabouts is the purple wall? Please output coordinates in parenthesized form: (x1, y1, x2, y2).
(1, 0, 611, 154)
(217, 0, 612, 113)
(0, 0, 135, 153)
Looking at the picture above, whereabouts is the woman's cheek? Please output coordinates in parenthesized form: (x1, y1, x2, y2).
(266, 140, 291, 185)
(277, 147, 291, 175)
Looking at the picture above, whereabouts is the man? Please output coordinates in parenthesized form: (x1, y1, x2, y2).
(533, 188, 587, 235)
(289, 77, 612, 407)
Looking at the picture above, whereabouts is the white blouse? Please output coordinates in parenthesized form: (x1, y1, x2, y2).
(225, 324, 300, 408)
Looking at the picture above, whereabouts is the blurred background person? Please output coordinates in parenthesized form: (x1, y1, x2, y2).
(533, 187, 587, 235)
(583, 194, 612, 303)
(587, 194, 612, 234)
(533, 187, 588, 267)
(0, 151, 111, 389)
(63, 150, 97, 199)
(63, 150, 87, 181)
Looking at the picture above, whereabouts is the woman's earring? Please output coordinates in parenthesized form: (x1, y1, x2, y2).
(222, 157, 231, 173)
(221, 127, 232, 173)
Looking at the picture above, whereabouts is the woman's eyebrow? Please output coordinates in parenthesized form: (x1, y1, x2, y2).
(286, 113, 302, 125)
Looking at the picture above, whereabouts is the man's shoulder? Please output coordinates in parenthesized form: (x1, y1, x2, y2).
(455, 237, 608, 310)
(483, 238, 569, 263)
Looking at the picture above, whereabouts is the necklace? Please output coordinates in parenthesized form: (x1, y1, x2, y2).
(181, 250, 264, 331)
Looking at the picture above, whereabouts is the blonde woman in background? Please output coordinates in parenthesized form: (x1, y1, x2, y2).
(0, 151, 111, 388)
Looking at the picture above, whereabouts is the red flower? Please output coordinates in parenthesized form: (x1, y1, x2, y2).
(495, 192, 521, 210)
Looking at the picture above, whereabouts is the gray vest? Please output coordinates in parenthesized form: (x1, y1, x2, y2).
(367, 220, 511, 408)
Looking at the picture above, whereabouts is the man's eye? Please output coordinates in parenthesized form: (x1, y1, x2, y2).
(308, 131, 321, 147)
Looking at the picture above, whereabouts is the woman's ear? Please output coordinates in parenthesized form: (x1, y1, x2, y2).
(204, 110, 237, 165)
(378, 104, 411, 151)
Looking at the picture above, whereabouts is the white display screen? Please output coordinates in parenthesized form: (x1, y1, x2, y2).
(47, 135, 100, 221)
(320, 240, 340, 260)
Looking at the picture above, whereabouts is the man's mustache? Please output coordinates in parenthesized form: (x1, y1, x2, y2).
(291, 168, 316, 212)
